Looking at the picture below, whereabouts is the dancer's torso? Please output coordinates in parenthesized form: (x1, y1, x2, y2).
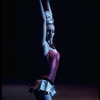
(41, 47, 60, 83)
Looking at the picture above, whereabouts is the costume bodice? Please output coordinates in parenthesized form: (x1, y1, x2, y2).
(41, 49, 60, 83)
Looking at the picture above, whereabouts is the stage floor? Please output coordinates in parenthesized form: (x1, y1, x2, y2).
(1, 83, 99, 100)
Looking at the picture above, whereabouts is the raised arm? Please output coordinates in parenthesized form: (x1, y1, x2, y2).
(39, 0, 46, 21)
(41, 0, 53, 15)
(45, 1, 53, 15)
(39, 0, 49, 56)
(39, 0, 46, 44)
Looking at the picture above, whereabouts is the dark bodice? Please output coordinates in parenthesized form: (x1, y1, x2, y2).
(41, 49, 60, 83)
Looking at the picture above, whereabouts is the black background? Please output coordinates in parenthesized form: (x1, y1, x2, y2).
(1, 0, 99, 84)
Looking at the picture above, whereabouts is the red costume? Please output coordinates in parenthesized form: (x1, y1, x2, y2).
(29, 49, 60, 95)
(41, 49, 60, 83)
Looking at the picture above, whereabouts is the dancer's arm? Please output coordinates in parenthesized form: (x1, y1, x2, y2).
(39, 0, 49, 56)
(41, 0, 53, 15)
(46, 1, 53, 15)
(39, 0, 46, 21)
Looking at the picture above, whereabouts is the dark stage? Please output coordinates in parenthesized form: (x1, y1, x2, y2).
(1, 0, 99, 100)
(2, 83, 99, 100)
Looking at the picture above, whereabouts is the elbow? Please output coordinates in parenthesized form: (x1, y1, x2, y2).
(42, 41, 46, 48)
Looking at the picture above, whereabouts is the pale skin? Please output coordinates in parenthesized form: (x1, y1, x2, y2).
(39, 0, 57, 56)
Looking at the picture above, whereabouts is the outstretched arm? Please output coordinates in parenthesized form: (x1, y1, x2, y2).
(39, 0, 49, 56)
(39, 0, 46, 44)
(45, 1, 53, 15)
(41, 0, 53, 15)
(39, 0, 46, 21)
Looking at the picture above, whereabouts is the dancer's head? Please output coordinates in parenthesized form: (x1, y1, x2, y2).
(46, 23, 55, 40)
(45, 11, 55, 41)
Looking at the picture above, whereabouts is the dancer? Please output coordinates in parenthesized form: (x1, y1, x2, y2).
(29, 0, 60, 100)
